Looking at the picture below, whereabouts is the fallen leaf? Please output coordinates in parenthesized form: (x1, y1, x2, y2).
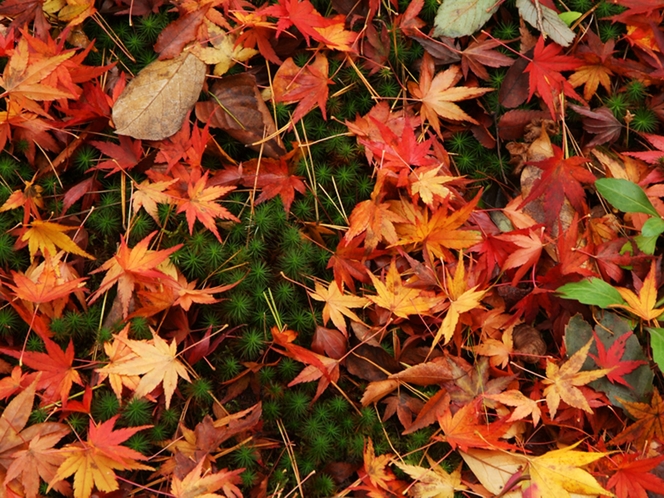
(170, 458, 243, 498)
(308, 280, 369, 334)
(543, 338, 610, 419)
(396, 458, 466, 498)
(113, 51, 206, 140)
(21, 220, 94, 261)
(96, 330, 191, 409)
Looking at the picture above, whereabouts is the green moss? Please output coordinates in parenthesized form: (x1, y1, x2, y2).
(92, 391, 121, 421)
(631, 108, 659, 133)
(237, 329, 265, 359)
(122, 398, 152, 426)
(126, 433, 152, 454)
(283, 389, 310, 418)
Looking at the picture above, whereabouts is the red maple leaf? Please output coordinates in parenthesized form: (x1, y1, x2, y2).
(90, 135, 143, 176)
(609, 0, 664, 23)
(272, 53, 332, 125)
(519, 146, 595, 228)
(261, 0, 329, 45)
(590, 331, 647, 388)
(605, 452, 664, 498)
(0, 337, 83, 405)
(241, 153, 307, 213)
(524, 36, 584, 119)
(327, 235, 375, 292)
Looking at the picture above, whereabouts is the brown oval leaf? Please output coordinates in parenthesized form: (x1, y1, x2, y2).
(112, 52, 206, 141)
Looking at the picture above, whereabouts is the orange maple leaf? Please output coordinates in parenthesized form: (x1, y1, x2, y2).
(367, 260, 439, 319)
(498, 227, 545, 286)
(0, 178, 43, 225)
(486, 390, 542, 427)
(132, 178, 177, 224)
(408, 53, 492, 135)
(609, 262, 664, 322)
(542, 338, 610, 419)
(88, 232, 182, 318)
(612, 388, 664, 447)
(49, 416, 153, 498)
(20, 220, 94, 262)
(437, 399, 514, 451)
(176, 170, 239, 242)
(308, 280, 369, 334)
(171, 458, 243, 498)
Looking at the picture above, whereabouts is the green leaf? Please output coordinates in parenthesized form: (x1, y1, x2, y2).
(595, 178, 659, 217)
(557, 278, 626, 308)
(433, 0, 499, 38)
(641, 216, 664, 237)
(559, 11, 582, 26)
(649, 327, 664, 374)
(635, 234, 659, 255)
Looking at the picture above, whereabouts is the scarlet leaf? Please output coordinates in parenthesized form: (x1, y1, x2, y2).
(50, 416, 153, 498)
(273, 54, 332, 125)
(590, 330, 647, 388)
(437, 399, 514, 451)
(525, 36, 584, 119)
(241, 152, 307, 213)
(519, 146, 595, 228)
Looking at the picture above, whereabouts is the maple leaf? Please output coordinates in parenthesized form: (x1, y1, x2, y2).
(96, 331, 191, 409)
(0, 37, 76, 102)
(408, 166, 461, 208)
(396, 458, 466, 498)
(89, 136, 142, 175)
(433, 256, 486, 348)
(88, 232, 182, 318)
(524, 36, 584, 119)
(568, 32, 615, 101)
(408, 54, 493, 134)
(589, 330, 647, 388)
(394, 196, 482, 264)
(367, 260, 439, 319)
(308, 280, 369, 334)
(486, 389, 542, 427)
(132, 178, 177, 224)
(542, 338, 610, 419)
(20, 220, 94, 261)
(261, 0, 329, 45)
(273, 54, 332, 125)
(49, 416, 153, 498)
(473, 328, 514, 369)
(358, 438, 396, 491)
(327, 235, 374, 292)
(171, 458, 243, 498)
(609, 262, 664, 322)
(519, 146, 595, 228)
(612, 388, 664, 447)
(498, 227, 545, 286)
(0, 178, 44, 225)
(0, 337, 83, 405)
(177, 169, 239, 242)
(5, 429, 70, 498)
(345, 182, 407, 252)
(609, 0, 664, 23)
(313, 19, 358, 52)
(172, 275, 239, 312)
(436, 399, 514, 451)
(7, 257, 87, 316)
(460, 35, 514, 81)
(241, 152, 307, 213)
(95, 326, 139, 400)
(605, 452, 664, 498)
(624, 133, 664, 164)
(461, 445, 611, 498)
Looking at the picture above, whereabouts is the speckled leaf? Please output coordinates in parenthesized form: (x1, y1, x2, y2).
(112, 52, 206, 141)
(433, 0, 499, 39)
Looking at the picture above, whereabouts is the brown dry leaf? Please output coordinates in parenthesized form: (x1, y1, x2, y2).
(196, 73, 285, 158)
(542, 338, 610, 419)
(113, 52, 206, 140)
(96, 331, 191, 409)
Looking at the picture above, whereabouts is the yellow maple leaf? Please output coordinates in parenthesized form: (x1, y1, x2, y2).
(193, 24, 259, 76)
(409, 166, 460, 208)
(432, 255, 485, 349)
(396, 458, 466, 498)
(96, 331, 191, 409)
(132, 178, 177, 224)
(568, 63, 613, 101)
(367, 260, 439, 319)
(461, 444, 611, 498)
(21, 220, 94, 262)
(308, 280, 369, 334)
(609, 262, 664, 322)
(542, 339, 610, 419)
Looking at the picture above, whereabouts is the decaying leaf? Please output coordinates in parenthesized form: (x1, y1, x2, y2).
(113, 52, 206, 140)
